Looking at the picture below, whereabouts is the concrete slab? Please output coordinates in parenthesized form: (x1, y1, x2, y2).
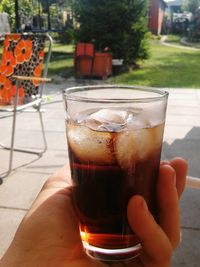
(163, 133, 200, 178)
(0, 208, 26, 257)
(0, 149, 40, 175)
(166, 115, 200, 127)
(20, 149, 68, 174)
(167, 105, 200, 116)
(180, 188, 200, 229)
(172, 228, 200, 267)
(0, 171, 48, 209)
(164, 125, 194, 141)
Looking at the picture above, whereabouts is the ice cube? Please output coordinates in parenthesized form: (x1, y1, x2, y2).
(135, 128, 154, 160)
(89, 109, 128, 124)
(127, 110, 151, 130)
(67, 124, 115, 164)
(132, 105, 164, 128)
(85, 108, 128, 132)
(115, 124, 164, 169)
(115, 131, 138, 170)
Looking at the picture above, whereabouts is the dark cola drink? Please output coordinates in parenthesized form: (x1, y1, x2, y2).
(66, 107, 165, 261)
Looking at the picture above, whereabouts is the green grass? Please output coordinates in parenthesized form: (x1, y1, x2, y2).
(165, 34, 181, 44)
(1, 39, 200, 88)
(111, 40, 200, 88)
(47, 43, 74, 79)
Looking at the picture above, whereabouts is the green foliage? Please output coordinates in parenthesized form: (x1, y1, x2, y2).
(19, 0, 33, 22)
(182, 0, 200, 14)
(0, 0, 33, 31)
(72, 0, 149, 66)
(0, 0, 15, 30)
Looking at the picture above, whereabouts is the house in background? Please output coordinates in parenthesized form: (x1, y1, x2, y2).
(148, 0, 168, 35)
(166, 0, 182, 18)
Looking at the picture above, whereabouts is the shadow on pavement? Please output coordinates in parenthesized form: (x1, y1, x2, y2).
(162, 126, 200, 267)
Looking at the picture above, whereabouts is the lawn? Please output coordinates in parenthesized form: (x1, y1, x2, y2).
(47, 43, 74, 79)
(111, 39, 200, 88)
(1, 37, 200, 88)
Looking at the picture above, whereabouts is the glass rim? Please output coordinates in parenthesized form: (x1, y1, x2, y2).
(63, 85, 169, 104)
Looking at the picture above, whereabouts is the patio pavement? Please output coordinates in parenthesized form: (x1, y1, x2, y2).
(0, 78, 200, 266)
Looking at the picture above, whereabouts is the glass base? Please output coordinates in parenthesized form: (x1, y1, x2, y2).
(83, 241, 142, 261)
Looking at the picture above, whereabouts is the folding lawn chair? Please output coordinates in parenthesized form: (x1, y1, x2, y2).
(0, 33, 53, 181)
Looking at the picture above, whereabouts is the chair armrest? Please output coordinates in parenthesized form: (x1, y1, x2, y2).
(12, 75, 51, 82)
(186, 176, 200, 189)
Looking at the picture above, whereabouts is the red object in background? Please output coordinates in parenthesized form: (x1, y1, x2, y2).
(76, 43, 94, 58)
(92, 53, 112, 80)
(74, 43, 112, 79)
(74, 43, 95, 77)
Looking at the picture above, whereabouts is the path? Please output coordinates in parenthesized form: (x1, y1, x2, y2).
(160, 35, 200, 51)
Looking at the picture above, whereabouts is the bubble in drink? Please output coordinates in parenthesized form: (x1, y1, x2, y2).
(66, 107, 165, 260)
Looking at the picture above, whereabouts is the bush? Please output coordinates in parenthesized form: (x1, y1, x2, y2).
(72, 0, 149, 66)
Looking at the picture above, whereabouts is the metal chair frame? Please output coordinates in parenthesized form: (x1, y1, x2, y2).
(0, 33, 53, 180)
(186, 176, 200, 189)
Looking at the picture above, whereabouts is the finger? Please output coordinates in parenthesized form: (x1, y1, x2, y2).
(127, 195, 172, 263)
(157, 165, 180, 249)
(42, 164, 72, 190)
(29, 165, 72, 212)
(169, 157, 188, 199)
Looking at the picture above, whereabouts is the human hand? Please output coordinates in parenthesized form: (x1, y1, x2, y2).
(0, 158, 187, 267)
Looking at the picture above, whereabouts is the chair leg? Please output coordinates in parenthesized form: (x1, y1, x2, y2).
(8, 79, 20, 175)
(0, 102, 47, 181)
(0, 83, 19, 180)
(8, 98, 18, 174)
(38, 108, 47, 154)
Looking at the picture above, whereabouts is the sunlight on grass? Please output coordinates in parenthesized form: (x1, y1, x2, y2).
(1, 38, 200, 88)
(51, 43, 74, 53)
(48, 43, 74, 78)
(112, 40, 200, 88)
(165, 34, 181, 43)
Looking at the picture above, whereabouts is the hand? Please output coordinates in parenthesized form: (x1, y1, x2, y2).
(0, 158, 187, 267)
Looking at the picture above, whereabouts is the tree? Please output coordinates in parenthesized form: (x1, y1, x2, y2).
(183, 0, 200, 14)
(72, 0, 149, 66)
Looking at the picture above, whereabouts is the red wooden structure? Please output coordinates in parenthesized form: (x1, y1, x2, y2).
(74, 43, 112, 80)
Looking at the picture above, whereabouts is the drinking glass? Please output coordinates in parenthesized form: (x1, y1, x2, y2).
(63, 85, 168, 261)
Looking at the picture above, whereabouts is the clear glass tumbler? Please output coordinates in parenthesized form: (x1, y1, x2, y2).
(63, 85, 168, 261)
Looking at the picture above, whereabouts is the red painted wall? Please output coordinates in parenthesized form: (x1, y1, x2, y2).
(149, 0, 166, 35)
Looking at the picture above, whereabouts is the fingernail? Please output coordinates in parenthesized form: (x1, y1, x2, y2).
(160, 160, 169, 165)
